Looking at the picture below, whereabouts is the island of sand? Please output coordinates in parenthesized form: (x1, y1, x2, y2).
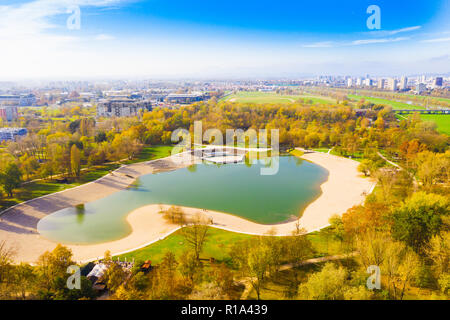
(0, 150, 374, 263)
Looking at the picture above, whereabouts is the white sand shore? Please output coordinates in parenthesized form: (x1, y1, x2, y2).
(0, 151, 374, 263)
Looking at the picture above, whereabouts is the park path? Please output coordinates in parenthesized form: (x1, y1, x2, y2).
(377, 151, 418, 189)
(377, 151, 400, 168)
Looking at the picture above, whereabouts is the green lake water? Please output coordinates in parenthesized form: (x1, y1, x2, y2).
(37, 155, 328, 244)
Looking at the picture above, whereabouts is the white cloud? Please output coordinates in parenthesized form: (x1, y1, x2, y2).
(421, 37, 450, 43)
(367, 26, 421, 37)
(302, 41, 334, 48)
(351, 37, 409, 45)
(95, 34, 115, 40)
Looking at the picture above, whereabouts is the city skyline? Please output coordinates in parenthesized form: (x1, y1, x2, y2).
(0, 0, 449, 80)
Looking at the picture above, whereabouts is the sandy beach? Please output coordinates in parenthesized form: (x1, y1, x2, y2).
(0, 150, 374, 263)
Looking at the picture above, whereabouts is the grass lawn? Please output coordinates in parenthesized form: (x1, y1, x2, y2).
(124, 145, 174, 164)
(419, 114, 450, 135)
(348, 94, 425, 110)
(117, 227, 255, 264)
(221, 91, 335, 105)
(312, 148, 330, 153)
(395, 113, 450, 135)
(117, 226, 344, 265)
(0, 163, 120, 211)
(400, 93, 450, 104)
(289, 149, 304, 157)
(327, 149, 365, 162)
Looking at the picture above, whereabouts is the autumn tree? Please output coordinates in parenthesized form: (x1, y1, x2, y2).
(0, 163, 22, 197)
(391, 192, 449, 253)
(35, 244, 75, 296)
(70, 144, 81, 178)
(181, 213, 209, 261)
(298, 263, 371, 300)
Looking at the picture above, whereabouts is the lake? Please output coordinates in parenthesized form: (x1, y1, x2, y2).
(37, 155, 328, 244)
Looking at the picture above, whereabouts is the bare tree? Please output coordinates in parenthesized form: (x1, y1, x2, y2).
(182, 213, 209, 261)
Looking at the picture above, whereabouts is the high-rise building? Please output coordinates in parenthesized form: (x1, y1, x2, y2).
(387, 78, 398, 91)
(400, 76, 408, 90)
(347, 78, 353, 87)
(417, 83, 427, 94)
(0, 106, 18, 121)
(434, 77, 443, 87)
(363, 78, 373, 87)
(420, 75, 426, 83)
(356, 78, 363, 87)
(377, 79, 385, 89)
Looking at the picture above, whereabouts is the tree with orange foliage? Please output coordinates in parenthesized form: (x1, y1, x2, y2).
(342, 202, 389, 237)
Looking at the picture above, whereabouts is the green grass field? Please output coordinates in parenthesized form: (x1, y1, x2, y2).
(419, 114, 450, 135)
(312, 148, 330, 153)
(0, 163, 120, 210)
(395, 113, 450, 135)
(222, 91, 336, 105)
(117, 226, 342, 264)
(118, 227, 254, 264)
(400, 93, 450, 104)
(348, 94, 425, 110)
(124, 145, 174, 164)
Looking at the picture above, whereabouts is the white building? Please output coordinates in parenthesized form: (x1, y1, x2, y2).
(96, 99, 152, 118)
(377, 79, 386, 89)
(400, 76, 408, 90)
(387, 78, 398, 91)
(347, 78, 353, 87)
(356, 78, 363, 87)
(0, 94, 36, 106)
(363, 78, 373, 87)
(0, 127, 27, 141)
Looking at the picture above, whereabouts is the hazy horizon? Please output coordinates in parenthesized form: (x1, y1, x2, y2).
(1, 0, 449, 80)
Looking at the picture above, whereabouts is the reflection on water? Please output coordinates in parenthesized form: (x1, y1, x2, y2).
(187, 164, 197, 172)
(37, 155, 328, 244)
(75, 204, 85, 225)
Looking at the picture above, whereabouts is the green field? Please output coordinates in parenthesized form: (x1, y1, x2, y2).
(348, 94, 425, 110)
(349, 94, 448, 135)
(118, 227, 254, 264)
(419, 114, 450, 135)
(400, 93, 450, 104)
(117, 226, 342, 264)
(222, 91, 336, 105)
(0, 163, 120, 210)
(124, 145, 174, 164)
(395, 113, 450, 135)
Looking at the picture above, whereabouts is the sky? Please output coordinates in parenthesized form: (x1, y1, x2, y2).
(0, 0, 449, 80)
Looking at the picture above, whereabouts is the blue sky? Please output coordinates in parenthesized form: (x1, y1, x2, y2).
(0, 0, 449, 79)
